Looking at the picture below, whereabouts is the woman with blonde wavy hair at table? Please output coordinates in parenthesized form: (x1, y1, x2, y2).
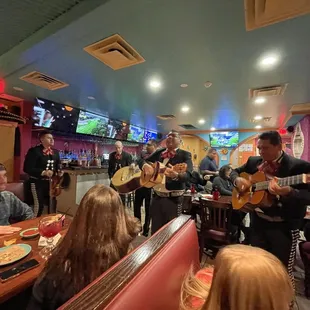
(180, 244, 294, 310)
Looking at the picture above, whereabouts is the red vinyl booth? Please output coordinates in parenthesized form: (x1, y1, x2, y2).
(59, 215, 199, 310)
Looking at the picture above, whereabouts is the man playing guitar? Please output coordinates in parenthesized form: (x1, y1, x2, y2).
(140, 131, 193, 234)
(230, 131, 310, 288)
(134, 139, 157, 236)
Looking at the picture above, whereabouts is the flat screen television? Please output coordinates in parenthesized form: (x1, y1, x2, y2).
(76, 111, 109, 137)
(106, 119, 130, 140)
(127, 125, 144, 142)
(143, 130, 157, 143)
(209, 131, 239, 148)
(32, 98, 79, 133)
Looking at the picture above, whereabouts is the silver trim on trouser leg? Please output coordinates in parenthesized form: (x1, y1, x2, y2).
(288, 229, 300, 291)
(30, 182, 39, 218)
(177, 197, 183, 217)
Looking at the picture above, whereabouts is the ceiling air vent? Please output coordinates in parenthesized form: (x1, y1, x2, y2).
(179, 124, 198, 130)
(157, 114, 176, 120)
(249, 84, 287, 99)
(245, 0, 310, 31)
(84, 34, 145, 70)
(20, 71, 69, 91)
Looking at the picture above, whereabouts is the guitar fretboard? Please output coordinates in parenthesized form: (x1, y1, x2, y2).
(255, 174, 305, 191)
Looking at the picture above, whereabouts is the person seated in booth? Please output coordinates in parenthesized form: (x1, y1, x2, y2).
(27, 184, 141, 310)
(180, 244, 293, 310)
(212, 165, 233, 196)
(0, 163, 34, 235)
(199, 148, 219, 182)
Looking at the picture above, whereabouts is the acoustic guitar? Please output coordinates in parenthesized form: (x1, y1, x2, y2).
(232, 171, 310, 211)
(111, 161, 187, 194)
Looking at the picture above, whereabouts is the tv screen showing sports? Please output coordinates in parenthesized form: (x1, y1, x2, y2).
(76, 111, 109, 137)
(143, 130, 157, 143)
(32, 98, 79, 133)
(127, 125, 144, 142)
(106, 119, 129, 140)
(209, 132, 239, 148)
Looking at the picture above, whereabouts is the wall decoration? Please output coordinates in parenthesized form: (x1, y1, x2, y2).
(293, 122, 304, 159)
(221, 148, 228, 155)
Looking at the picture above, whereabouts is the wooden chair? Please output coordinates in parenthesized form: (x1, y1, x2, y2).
(199, 198, 238, 259)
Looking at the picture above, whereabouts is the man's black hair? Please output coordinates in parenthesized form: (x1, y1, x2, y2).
(0, 163, 6, 171)
(258, 131, 282, 146)
(38, 130, 52, 140)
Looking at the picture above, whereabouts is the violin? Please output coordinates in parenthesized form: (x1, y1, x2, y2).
(50, 172, 64, 198)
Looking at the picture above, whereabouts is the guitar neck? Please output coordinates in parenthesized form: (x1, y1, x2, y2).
(255, 174, 306, 191)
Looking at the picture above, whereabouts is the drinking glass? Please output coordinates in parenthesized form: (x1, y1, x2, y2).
(38, 215, 63, 259)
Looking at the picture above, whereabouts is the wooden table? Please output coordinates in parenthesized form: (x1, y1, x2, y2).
(0, 216, 70, 303)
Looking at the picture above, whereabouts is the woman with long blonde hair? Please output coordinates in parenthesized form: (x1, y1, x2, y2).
(181, 244, 294, 310)
(28, 185, 141, 310)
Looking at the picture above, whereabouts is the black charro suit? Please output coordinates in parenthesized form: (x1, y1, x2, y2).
(108, 151, 132, 179)
(139, 148, 193, 234)
(230, 153, 310, 276)
(24, 144, 61, 217)
(108, 151, 132, 204)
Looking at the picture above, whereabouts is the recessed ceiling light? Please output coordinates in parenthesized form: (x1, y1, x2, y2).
(180, 83, 188, 88)
(87, 96, 95, 100)
(254, 97, 266, 104)
(198, 119, 205, 124)
(149, 79, 162, 90)
(13, 86, 23, 91)
(254, 115, 263, 120)
(204, 81, 212, 88)
(210, 127, 216, 131)
(258, 53, 280, 69)
(181, 105, 190, 113)
(255, 125, 262, 129)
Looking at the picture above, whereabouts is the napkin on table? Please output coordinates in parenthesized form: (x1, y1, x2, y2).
(38, 233, 62, 247)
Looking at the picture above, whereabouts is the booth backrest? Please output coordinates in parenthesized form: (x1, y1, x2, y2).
(60, 215, 199, 310)
(5, 182, 24, 201)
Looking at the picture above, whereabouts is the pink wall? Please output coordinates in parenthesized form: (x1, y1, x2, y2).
(293, 115, 310, 161)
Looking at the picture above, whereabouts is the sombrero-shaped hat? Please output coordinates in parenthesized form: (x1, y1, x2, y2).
(0, 107, 26, 124)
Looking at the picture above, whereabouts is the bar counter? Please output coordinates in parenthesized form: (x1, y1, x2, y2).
(57, 167, 110, 216)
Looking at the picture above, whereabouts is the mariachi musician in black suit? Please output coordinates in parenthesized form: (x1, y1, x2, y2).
(24, 131, 62, 217)
(140, 131, 193, 234)
(108, 141, 132, 204)
(134, 139, 157, 237)
(230, 131, 310, 289)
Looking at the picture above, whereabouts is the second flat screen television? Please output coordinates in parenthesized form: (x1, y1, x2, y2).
(76, 111, 109, 137)
(127, 125, 144, 142)
(209, 132, 239, 148)
(143, 130, 157, 143)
